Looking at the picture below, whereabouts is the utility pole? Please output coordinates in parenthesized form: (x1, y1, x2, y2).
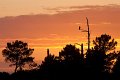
(47, 48, 50, 56)
(86, 17, 90, 52)
(79, 17, 90, 53)
(80, 43, 84, 55)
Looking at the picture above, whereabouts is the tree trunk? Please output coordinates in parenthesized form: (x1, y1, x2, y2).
(19, 65, 22, 71)
(15, 62, 18, 73)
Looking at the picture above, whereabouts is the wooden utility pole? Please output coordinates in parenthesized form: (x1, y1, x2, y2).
(47, 48, 50, 56)
(86, 17, 90, 52)
(81, 43, 84, 54)
(78, 17, 90, 53)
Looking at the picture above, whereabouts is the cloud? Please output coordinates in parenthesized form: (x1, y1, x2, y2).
(0, 36, 81, 48)
(0, 5, 119, 39)
(43, 6, 91, 14)
(101, 22, 111, 25)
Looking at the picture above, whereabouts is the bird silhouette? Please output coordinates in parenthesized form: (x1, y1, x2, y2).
(79, 26, 81, 30)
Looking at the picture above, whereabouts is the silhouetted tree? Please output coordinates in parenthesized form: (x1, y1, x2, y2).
(39, 44, 83, 80)
(40, 54, 56, 70)
(59, 44, 83, 79)
(59, 44, 81, 63)
(86, 34, 117, 80)
(93, 34, 117, 53)
(2, 40, 36, 73)
(93, 34, 117, 71)
(105, 51, 117, 73)
(112, 51, 120, 80)
(40, 53, 60, 80)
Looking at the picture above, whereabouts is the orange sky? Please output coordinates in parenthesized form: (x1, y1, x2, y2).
(0, 0, 120, 73)
(0, 0, 120, 17)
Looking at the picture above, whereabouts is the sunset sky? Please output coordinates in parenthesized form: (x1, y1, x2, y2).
(0, 0, 120, 73)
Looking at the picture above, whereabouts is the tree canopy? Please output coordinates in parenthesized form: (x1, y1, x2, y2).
(59, 44, 81, 63)
(93, 34, 117, 53)
(86, 34, 118, 75)
(2, 40, 36, 72)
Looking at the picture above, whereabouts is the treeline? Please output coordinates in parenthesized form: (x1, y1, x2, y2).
(1, 34, 120, 80)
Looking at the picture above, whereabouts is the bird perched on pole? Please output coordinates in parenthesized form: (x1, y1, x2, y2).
(79, 26, 81, 30)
